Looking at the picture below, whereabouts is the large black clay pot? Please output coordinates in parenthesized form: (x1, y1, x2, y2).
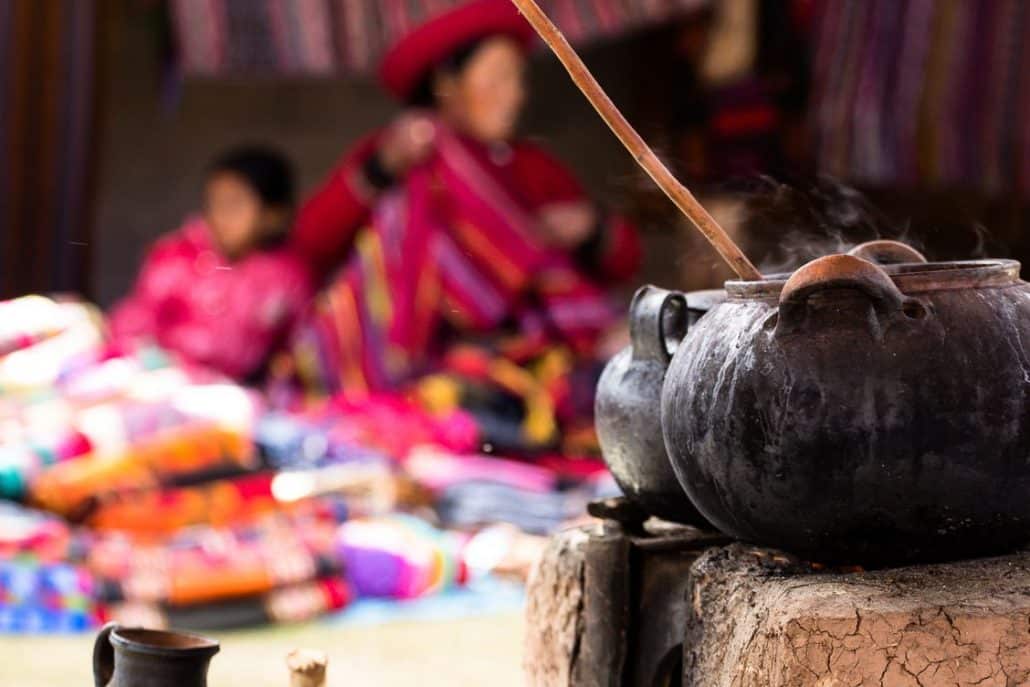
(596, 285, 720, 524)
(662, 253, 1030, 566)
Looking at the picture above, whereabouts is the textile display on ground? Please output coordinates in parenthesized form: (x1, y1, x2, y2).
(170, 0, 710, 76)
(0, 295, 613, 634)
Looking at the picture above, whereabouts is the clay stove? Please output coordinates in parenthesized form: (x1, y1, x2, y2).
(524, 498, 1030, 687)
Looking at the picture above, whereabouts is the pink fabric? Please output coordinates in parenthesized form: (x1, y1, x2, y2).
(110, 218, 313, 380)
(295, 124, 616, 393)
(291, 131, 641, 284)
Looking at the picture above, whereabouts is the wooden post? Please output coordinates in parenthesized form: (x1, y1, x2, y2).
(524, 520, 722, 686)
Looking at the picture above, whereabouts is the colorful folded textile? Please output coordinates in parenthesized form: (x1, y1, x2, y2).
(271, 462, 410, 516)
(0, 503, 76, 562)
(0, 300, 105, 397)
(87, 462, 401, 537)
(257, 394, 478, 468)
(323, 394, 480, 459)
(461, 525, 549, 582)
(403, 448, 605, 532)
(0, 603, 99, 634)
(56, 351, 178, 406)
(0, 560, 102, 633)
(0, 421, 98, 500)
(338, 515, 468, 600)
(0, 383, 260, 502)
(435, 481, 590, 535)
(63, 375, 261, 450)
(29, 423, 258, 518)
(0, 446, 44, 501)
(0, 324, 262, 501)
(88, 504, 344, 606)
(255, 411, 393, 469)
(419, 345, 588, 452)
(403, 447, 559, 494)
(85, 473, 280, 535)
(106, 577, 351, 631)
(0, 296, 69, 356)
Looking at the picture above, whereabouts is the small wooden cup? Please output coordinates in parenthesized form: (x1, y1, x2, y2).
(286, 648, 328, 687)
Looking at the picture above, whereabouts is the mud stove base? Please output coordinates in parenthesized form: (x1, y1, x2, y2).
(525, 499, 1030, 687)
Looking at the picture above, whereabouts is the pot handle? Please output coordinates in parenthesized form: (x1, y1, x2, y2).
(848, 240, 927, 265)
(93, 622, 119, 687)
(776, 254, 907, 335)
(629, 285, 689, 364)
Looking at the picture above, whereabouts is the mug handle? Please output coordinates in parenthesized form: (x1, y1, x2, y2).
(629, 285, 688, 364)
(93, 622, 119, 687)
(776, 254, 910, 336)
(848, 239, 927, 265)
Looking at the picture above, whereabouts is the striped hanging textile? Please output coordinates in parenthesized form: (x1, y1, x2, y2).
(0, 1, 102, 299)
(809, 0, 1030, 196)
(170, 0, 708, 76)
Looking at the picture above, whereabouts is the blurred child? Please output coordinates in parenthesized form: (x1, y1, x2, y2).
(110, 146, 312, 381)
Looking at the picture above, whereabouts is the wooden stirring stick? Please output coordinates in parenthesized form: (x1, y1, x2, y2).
(511, 0, 763, 281)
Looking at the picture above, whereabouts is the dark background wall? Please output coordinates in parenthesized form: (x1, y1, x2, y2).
(92, 9, 679, 307)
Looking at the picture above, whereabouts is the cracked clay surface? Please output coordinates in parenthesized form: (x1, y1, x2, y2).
(684, 544, 1030, 687)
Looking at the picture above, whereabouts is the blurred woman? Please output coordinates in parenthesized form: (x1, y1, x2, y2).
(111, 147, 312, 381)
(286, 0, 641, 453)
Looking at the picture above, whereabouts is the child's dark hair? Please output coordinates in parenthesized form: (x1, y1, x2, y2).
(208, 145, 295, 209)
(407, 38, 485, 107)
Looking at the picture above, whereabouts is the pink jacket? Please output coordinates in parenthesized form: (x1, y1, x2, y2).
(110, 217, 313, 380)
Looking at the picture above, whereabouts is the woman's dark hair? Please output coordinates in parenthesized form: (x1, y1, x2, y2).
(407, 38, 486, 107)
(208, 145, 295, 209)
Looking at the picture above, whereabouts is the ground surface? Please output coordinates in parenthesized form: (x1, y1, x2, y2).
(0, 612, 524, 686)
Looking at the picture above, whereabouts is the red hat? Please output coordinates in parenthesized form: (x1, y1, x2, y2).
(379, 0, 536, 101)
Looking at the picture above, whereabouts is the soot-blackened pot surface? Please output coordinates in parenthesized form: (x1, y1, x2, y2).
(596, 286, 717, 525)
(94, 623, 219, 687)
(662, 256, 1030, 566)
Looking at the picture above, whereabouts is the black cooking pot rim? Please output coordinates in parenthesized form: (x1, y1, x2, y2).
(724, 259, 1022, 299)
(685, 288, 727, 310)
(111, 628, 220, 657)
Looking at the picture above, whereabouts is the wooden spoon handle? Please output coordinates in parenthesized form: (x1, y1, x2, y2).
(511, 0, 763, 282)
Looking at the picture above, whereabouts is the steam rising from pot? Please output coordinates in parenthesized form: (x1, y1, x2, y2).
(735, 176, 1005, 275)
(740, 176, 920, 274)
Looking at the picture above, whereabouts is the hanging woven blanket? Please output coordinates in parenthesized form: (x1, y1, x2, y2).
(170, 0, 709, 76)
(810, 0, 1030, 195)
